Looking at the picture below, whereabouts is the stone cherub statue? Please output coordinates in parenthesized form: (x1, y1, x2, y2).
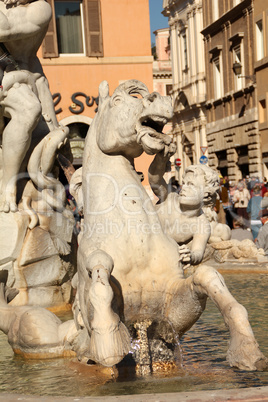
(149, 158, 210, 266)
(69, 79, 267, 371)
(0, 0, 75, 307)
(148, 155, 231, 266)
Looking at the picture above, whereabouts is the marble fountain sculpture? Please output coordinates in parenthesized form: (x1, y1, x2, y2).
(42, 78, 268, 372)
(0, 0, 266, 379)
(0, 0, 76, 307)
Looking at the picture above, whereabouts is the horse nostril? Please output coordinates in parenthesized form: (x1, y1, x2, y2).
(149, 93, 157, 102)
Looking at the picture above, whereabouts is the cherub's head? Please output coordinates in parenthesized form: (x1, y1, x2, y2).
(180, 165, 219, 208)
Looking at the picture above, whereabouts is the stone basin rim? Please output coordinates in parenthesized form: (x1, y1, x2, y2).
(0, 385, 268, 401)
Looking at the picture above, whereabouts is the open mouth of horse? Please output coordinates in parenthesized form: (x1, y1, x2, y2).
(141, 117, 167, 134)
(136, 116, 171, 155)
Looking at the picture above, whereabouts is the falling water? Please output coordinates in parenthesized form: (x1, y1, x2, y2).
(168, 320, 184, 369)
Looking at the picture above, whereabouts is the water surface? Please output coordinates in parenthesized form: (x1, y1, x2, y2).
(0, 272, 267, 396)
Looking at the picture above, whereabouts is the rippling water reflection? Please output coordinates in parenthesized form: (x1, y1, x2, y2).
(0, 272, 267, 396)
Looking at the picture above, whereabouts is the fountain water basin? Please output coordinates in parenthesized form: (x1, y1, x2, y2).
(0, 272, 267, 398)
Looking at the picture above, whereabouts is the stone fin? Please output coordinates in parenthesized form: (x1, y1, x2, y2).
(89, 321, 131, 367)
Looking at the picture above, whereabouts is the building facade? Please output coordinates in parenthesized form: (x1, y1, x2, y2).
(254, 0, 268, 179)
(163, 0, 207, 180)
(152, 28, 173, 96)
(202, 0, 262, 181)
(38, 0, 153, 178)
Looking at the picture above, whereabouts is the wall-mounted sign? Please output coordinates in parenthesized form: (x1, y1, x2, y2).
(175, 158, 181, 167)
(52, 92, 99, 115)
(199, 155, 208, 164)
(200, 146, 207, 155)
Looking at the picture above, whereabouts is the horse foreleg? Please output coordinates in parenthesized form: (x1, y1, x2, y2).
(192, 265, 267, 371)
(86, 250, 131, 367)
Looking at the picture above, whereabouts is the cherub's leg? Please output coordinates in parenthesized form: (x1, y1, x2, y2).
(191, 265, 267, 371)
(0, 84, 41, 212)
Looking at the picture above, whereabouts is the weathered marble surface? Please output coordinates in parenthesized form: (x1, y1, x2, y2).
(207, 238, 266, 263)
(149, 161, 232, 267)
(0, 11, 266, 371)
(0, 0, 76, 307)
(69, 80, 267, 371)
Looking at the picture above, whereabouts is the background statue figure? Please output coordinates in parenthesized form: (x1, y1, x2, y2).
(0, 0, 75, 309)
(0, 0, 68, 212)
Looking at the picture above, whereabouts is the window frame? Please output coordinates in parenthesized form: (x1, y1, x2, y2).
(181, 31, 188, 72)
(259, 98, 267, 125)
(212, 55, 223, 100)
(256, 19, 264, 61)
(55, 0, 86, 56)
(42, 0, 103, 58)
(233, 43, 244, 91)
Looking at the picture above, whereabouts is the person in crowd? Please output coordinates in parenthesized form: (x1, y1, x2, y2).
(260, 181, 267, 197)
(66, 188, 82, 235)
(247, 176, 259, 192)
(232, 181, 250, 226)
(245, 175, 250, 188)
(249, 180, 267, 197)
(231, 217, 253, 241)
(256, 209, 268, 255)
(228, 181, 236, 204)
(216, 175, 230, 224)
(247, 184, 263, 240)
(224, 176, 229, 190)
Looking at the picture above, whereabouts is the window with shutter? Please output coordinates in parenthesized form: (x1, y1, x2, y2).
(42, 0, 59, 58)
(83, 0, 103, 56)
(42, 0, 103, 58)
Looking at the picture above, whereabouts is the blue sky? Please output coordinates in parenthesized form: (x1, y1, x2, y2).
(149, 0, 169, 44)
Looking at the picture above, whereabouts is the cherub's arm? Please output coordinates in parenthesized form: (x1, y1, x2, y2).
(148, 143, 176, 202)
(178, 230, 210, 269)
(167, 213, 211, 267)
(0, 0, 51, 41)
(190, 216, 211, 264)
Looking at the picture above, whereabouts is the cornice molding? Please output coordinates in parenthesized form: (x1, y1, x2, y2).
(201, 0, 252, 37)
